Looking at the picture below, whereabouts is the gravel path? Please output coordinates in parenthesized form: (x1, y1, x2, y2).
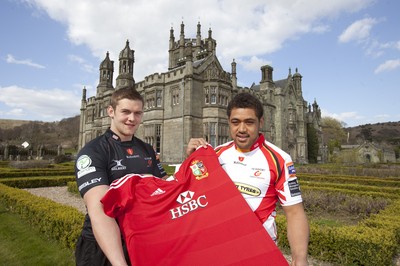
(24, 186, 86, 214)
(25, 186, 337, 266)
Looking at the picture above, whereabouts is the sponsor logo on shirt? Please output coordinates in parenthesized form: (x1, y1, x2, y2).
(190, 160, 208, 180)
(151, 188, 166, 196)
(253, 170, 262, 177)
(234, 182, 261, 196)
(78, 177, 102, 191)
(250, 167, 266, 178)
(126, 148, 134, 156)
(126, 154, 140, 159)
(76, 155, 96, 179)
(111, 159, 127, 171)
(238, 156, 245, 162)
(143, 157, 153, 168)
(252, 142, 260, 149)
(233, 160, 247, 166)
(170, 191, 208, 219)
(288, 179, 301, 197)
(286, 162, 296, 177)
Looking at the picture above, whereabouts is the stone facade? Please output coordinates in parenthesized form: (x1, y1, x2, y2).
(340, 142, 397, 163)
(78, 22, 322, 163)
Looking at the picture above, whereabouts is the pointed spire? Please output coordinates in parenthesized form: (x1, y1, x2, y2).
(82, 86, 87, 101)
(180, 21, 185, 36)
(197, 21, 201, 36)
(231, 59, 236, 75)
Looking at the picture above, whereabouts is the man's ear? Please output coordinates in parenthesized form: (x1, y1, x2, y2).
(260, 116, 265, 128)
(107, 106, 114, 118)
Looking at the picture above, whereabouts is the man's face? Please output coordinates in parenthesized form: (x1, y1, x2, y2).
(228, 108, 263, 151)
(108, 98, 144, 141)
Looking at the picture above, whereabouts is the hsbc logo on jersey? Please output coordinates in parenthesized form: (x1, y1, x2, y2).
(170, 190, 208, 219)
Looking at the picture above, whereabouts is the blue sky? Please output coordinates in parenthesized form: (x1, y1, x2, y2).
(0, 0, 399, 127)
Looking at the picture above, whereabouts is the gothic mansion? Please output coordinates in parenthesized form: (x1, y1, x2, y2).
(78, 22, 322, 163)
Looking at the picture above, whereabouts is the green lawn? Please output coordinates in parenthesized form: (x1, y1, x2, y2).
(0, 204, 75, 266)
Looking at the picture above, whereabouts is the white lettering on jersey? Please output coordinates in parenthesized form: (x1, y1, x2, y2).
(78, 177, 102, 191)
(288, 178, 301, 197)
(170, 191, 208, 219)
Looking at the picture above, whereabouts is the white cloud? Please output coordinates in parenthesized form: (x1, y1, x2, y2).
(373, 114, 390, 120)
(68, 54, 96, 73)
(379, 41, 398, 50)
(6, 54, 45, 69)
(238, 56, 272, 72)
(0, 108, 25, 117)
(72, 82, 97, 99)
(365, 39, 400, 58)
(23, 0, 374, 81)
(0, 85, 80, 121)
(323, 110, 364, 121)
(338, 17, 377, 43)
(321, 109, 365, 126)
(321, 109, 399, 127)
(374, 59, 400, 74)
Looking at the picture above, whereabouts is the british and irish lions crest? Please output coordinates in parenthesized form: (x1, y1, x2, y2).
(190, 160, 208, 180)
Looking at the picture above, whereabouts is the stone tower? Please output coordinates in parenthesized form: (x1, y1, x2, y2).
(116, 40, 135, 89)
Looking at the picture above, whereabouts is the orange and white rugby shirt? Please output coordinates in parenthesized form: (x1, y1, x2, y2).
(215, 134, 303, 241)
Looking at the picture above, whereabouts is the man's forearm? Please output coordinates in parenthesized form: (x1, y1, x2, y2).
(92, 210, 128, 266)
(287, 211, 309, 266)
(84, 185, 128, 266)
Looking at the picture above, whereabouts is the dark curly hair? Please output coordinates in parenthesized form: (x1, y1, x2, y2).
(227, 92, 263, 119)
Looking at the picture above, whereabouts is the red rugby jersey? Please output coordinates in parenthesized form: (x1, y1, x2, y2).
(101, 146, 288, 266)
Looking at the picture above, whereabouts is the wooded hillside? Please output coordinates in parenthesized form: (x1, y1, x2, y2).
(0, 116, 80, 150)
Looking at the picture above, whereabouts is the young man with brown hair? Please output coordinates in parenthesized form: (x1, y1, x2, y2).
(75, 87, 166, 266)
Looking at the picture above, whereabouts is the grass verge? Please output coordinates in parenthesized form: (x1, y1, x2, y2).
(0, 203, 75, 266)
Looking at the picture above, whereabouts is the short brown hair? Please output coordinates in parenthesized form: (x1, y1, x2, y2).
(110, 87, 144, 109)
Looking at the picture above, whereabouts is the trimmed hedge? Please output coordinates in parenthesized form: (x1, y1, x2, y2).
(67, 181, 79, 194)
(276, 199, 400, 265)
(298, 173, 400, 187)
(0, 183, 84, 249)
(300, 181, 400, 199)
(301, 184, 400, 200)
(0, 176, 75, 188)
(0, 170, 75, 178)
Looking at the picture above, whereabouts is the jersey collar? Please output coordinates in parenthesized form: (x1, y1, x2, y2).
(106, 128, 135, 142)
(235, 133, 265, 153)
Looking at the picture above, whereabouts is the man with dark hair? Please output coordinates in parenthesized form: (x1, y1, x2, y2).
(75, 86, 166, 266)
(187, 92, 309, 266)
